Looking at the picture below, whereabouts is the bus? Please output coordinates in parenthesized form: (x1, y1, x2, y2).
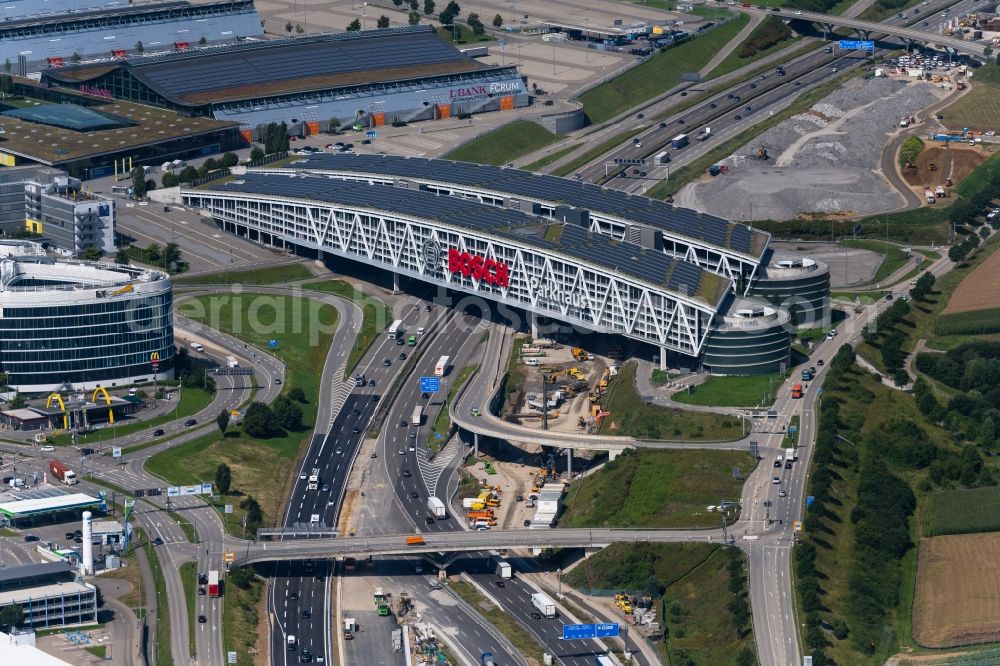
(435, 355, 451, 377)
(412, 406, 423, 426)
(388, 319, 403, 339)
(791, 384, 803, 399)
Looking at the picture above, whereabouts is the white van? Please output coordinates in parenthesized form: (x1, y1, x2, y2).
(524, 358, 540, 366)
(190, 342, 204, 352)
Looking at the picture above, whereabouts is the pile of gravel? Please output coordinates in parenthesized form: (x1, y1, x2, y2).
(677, 77, 942, 220)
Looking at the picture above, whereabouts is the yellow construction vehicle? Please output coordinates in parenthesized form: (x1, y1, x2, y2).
(485, 498, 500, 507)
(571, 347, 589, 361)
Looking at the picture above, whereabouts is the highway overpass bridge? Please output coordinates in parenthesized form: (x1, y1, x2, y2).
(743, 5, 990, 57)
(227, 528, 727, 566)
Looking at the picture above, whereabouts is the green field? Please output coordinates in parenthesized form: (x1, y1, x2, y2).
(302, 279, 392, 377)
(566, 542, 717, 590)
(709, 16, 800, 78)
(560, 448, 754, 528)
(49, 386, 214, 446)
(598, 362, 745, 441)
(443, 120, 563, 166)
(842, 239, 912, 285)
(923, 487, 1000, 537)
(935, 307, 1000, 336)
(172, 263, 312, 285)
(430, 364, 477, 449)
(522, 143, 579, 172)
(578, 15, 750, 125)
(152, 294, 338, 535)
(672, 372, 787, 408)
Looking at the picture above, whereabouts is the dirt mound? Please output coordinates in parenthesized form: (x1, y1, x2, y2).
(902, 145, 985, 189)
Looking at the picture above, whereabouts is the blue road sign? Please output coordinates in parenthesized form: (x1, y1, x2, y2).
(268, 339, 279, 349)
(838, 39, 874, 50)
(420, 376, 441, 393)
(561, 623, 620, 640)
(806, 495, 815, 507)
(366, 130, 378, 139)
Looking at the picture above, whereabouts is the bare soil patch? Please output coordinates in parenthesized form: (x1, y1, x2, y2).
(902, 145, 986, 189)
(913, 532, 1000, 647)
(942, 243, 1000, 314)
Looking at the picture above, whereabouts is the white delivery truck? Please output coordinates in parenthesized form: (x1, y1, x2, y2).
(388, 319, 403, 339)
(496, 559, 512, 579)
(530, 592, 557, 618)
(435, 355, 451, 377)
(427, 496, 447, 519)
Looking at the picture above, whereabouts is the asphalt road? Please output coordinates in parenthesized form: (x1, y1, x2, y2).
(577, 0, 977, 191)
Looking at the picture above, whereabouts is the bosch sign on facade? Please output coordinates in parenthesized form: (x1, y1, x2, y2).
(447, 248, 510, 288)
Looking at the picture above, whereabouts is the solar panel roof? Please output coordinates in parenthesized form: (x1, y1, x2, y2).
(285, 154, 766, 258)
(130, 26, 480, 104)
(213, 174, 721, 303)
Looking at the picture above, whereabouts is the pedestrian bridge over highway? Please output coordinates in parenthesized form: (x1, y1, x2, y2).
(228, 528, 726, 566)
(743, 5, 989, 57)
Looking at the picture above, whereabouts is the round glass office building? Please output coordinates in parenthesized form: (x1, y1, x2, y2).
(0, 259, 174, 393)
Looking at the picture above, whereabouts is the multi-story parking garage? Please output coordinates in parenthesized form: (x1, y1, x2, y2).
(0, 259, 174, 392)
(183, 164, 816, 374)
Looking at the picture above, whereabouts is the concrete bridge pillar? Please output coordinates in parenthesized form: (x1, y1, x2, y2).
(659, 346, 668, 372)
(529, 311, 540, 339)
(565, 447, 572, 478)
(473, 432, 479, 457)
(392, 271, 400, 294)
(608, 449, 621, 462)
(823, 24, 834, 40)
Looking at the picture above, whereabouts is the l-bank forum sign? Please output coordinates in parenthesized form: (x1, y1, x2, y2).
(447, 79, 526, 100)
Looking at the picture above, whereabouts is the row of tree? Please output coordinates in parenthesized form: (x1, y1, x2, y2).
(908, 270, 936, 303)
(350, 0, 504, 33)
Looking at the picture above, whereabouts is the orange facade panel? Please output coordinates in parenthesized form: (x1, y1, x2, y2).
(372, 113, 385, 127)
(499, 96, 514, 111)
(239, 129, 253, 143)
(306, 121, 321, 135)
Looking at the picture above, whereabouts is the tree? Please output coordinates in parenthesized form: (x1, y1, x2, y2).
(146, 243, 162, 263)
(249, 146, 265, 162)
(409, 0, 418, 8)
(3, 59, 10, 73)
(492, 13, 503, 28)
(393, 0, 403, 5)
(439, 1, 459, 25)
(178, 165, 199, 183)
(735, 647, 756, 666)
(215, 463, 232, 494)
(161, 171, 179, 188)
(243, 401, 278, 438)
(199, 36, 207, 45)
(81, 246, 102, 261)
(134, 41, 144, 53)
(347, 18, 361, 31)
(408, 10, 420, 24)
(132, 167, 147, 199)
(467, 12, 484, 35)
(0, 604, 24, 630)
(327, 117, 340, 133)
(285, 20, 293, 33)
(376, 15, 389, 28)
(71, 52, 81, 63)
(423, 0, 435, 15)
(220, 152, 239, 168)
(115, 247, 130, 265)
(289, 387, 307, 403)
(217, 409, 230, 435)
(295, 23, 304, 34)
(985, 45, 993, 57)
(163, 242, 182, 267)
(228, 566, 253, 589)
(981, 226, 991, 240)
(199, 157, 219, 177)
(9, 392, 25, 409)
(273, 395, 303, 431)
(240, 496, 264, 533)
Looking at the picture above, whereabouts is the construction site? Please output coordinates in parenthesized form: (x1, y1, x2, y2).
(502, 336, 622, 435)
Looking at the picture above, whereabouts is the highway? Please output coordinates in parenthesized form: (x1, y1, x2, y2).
(574, 0, 980, 190)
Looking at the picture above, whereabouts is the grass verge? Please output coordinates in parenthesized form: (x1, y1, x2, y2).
(303, 279, 392, 378)
(841, 239, 911, 285)
(672, 372, 787, 408)
(522, 144, 579, 172)
(450, 579, 545, 664)
(599, 362, 744, 441)
(180, 562, 197, 658)
(708, 16, 801, 78)
(49, 387, 214, 446)
(145, 538, 171, 666)
(173, 263, 312, 285)
(443, 120, 563, 166)
(222, 570, 265, 666)
(551, 127, 644, 178)
(560, 448, 754, 528)
(168, 510, 198, 543)
(645, 68, 859, 199)
(86, 646, 108, 658)
(578, 16, 750, 124)
(430, 364, 478, 451)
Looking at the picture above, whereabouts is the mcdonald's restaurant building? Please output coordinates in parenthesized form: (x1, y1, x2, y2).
(0, 259, 174, 394)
